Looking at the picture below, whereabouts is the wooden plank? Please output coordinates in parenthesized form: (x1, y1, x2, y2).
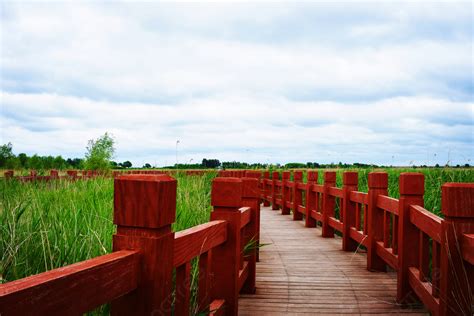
(409, 205, 442, 243)
(375, 241, 398, 270)
(377, 195, 399, 215)
(461, 233, 474, 265)
(328, 217, 343, 232)
(239, 207, 427, 315)
(408, 267, 439, 314)
(350, 191, 368, 204)
(240, 206, 252, 229)
(328, 187, 343, 198)
(0, 250, 139, 315)
(174, 220, 227, 267)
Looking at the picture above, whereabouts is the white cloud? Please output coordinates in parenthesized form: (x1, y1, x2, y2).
(1, 1, 472, 166)
(1, 91, 472, 166)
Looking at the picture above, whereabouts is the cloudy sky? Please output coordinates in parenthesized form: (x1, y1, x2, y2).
(1, 1, 472, 167)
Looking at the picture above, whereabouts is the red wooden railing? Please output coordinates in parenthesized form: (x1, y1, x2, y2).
(254, 170, 473, 316)
(0, 174, 260, 315)
(3, 169, 104, 182)
(2, 169, 208, 182)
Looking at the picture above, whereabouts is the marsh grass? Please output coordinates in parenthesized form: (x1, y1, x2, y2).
(0, 171, 216, 285)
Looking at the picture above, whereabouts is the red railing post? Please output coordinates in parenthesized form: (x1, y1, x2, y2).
(241, 177, 259, 293)
(305, 171, 318, 227)
(293, 171, 303, 220)
(243, 171, 262, 261)
(439, 183, 474, 316)
(263, 171, 270, 207)
(281, 171, 291, 215)
(271, 171, 279, 210)
(50, 170, 59, 179)
(111, 174, 177, 315)
(342, 171, 359, 251)
(367, 172, 388, 271)
(396, 173, 425, 302)
(4, 170, 14, 179)
(322, 171, 336, 237)
(210, 177, 243, 316)
(66, 170, 77, 179)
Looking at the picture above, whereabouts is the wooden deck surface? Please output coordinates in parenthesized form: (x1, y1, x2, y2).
(238, 206, 428, 315)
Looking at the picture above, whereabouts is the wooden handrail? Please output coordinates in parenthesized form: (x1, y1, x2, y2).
(239, 206, 252, 229)
(328, 186, 343, 198)
(174, 220, 227, 267)
(377, 195, 399, 215)
(0, 250, 140, 315)
(349, 191, 368, 204)
(409, 205, 442, 243)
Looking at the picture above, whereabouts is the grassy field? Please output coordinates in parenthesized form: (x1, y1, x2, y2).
(0, 167, 472, 313)
(0, 171, 216, 285)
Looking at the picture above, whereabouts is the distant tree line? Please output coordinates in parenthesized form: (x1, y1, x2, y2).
(0, 140, 133, 170)
(2, 142, 470, 170)
(0, 143, 77, 169)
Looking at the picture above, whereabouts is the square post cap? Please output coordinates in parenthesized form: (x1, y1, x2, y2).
(307, 171, 318, 182)
(114, 174, 177, 229)
(324, 171, 336, 183)
(368, 172, 388, 189)
(399, 173, 424, 195)
(272, 171, 280, 179)
(343, 172, 358, 186)
(211, 177, 243, 208)
(442, 183, 474, 217)
(282, 171, 291, 180)
(293, 171, 303, 181)
(242, 178, 260, 198)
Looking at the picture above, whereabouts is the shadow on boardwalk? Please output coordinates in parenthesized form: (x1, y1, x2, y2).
(238, 206, 428, 315)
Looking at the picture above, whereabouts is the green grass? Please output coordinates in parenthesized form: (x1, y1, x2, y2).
(0, 171, 216, 284)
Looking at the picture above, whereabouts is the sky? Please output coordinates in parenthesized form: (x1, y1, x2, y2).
(1, 1, 473, 167)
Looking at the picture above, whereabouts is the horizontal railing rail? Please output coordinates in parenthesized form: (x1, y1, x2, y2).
(0, 250, 140, 315)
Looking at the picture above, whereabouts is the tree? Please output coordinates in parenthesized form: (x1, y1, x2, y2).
(202, 158, 221, 168)
(122, 161, 132, 168)
(53, 156, 66, 169)
(0, 143, 14, 167)
(18, 153, 29, 168)
(143, 163, 151, 168)
(84, 133, 115, 171)
(28, 154, 43, 170)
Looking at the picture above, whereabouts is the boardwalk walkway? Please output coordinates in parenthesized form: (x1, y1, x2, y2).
(239, 206, 428, 315)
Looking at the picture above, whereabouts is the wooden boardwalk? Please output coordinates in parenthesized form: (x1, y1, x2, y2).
(239, 206, 428, 315)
